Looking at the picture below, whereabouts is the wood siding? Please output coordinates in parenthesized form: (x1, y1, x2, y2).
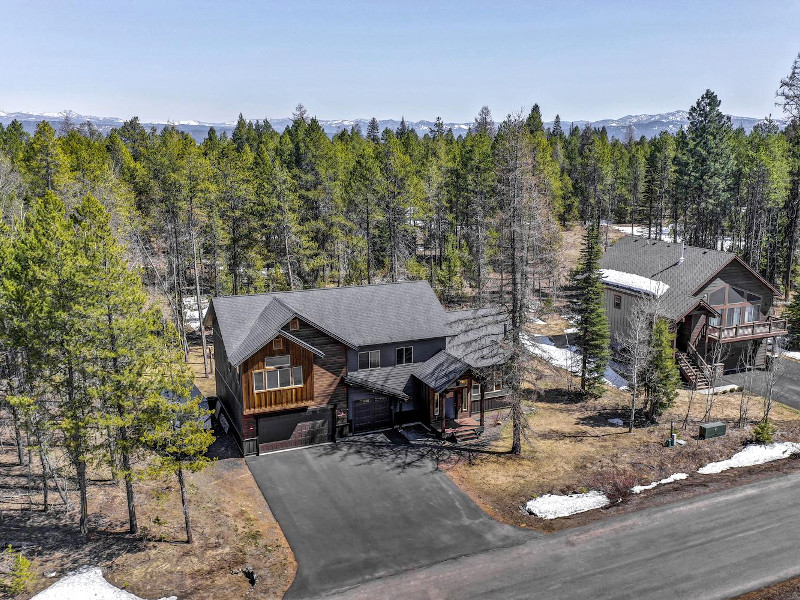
(282, 319, 348, 407)
(603, 288, 639, 345)
(699, 261, 775, 316)
(211, 315, 244, 439)
(241, 338, 315, 415)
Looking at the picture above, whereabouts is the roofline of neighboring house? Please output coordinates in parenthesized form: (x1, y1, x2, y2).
(672, 299, 720, 323)
(691, 255, 782, 298)
(209, 279, 433, 301)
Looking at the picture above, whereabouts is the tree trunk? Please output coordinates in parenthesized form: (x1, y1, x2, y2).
(192, 224, 209, 377)
(177, 467, 193, 543)
(11, 406, 25, 466)
(77, 458, 88, 535)
(37, 436, 49, 512)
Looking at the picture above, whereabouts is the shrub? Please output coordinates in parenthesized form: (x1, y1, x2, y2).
(753, 421, 777, 444)
(2, 546, 34, 595)
(591, 470, 637, 503)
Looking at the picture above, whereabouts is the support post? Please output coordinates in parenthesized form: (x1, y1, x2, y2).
(479, 381, 485, 428)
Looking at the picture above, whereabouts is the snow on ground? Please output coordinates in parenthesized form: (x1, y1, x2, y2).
(531, 318, 546, 325)
(32, 567, 176, 600)
(608, 418, 624, 426)
(611, 224, 677, 242)
(699, 384, 740, 396)
(182, 296, 209, 332)
(600, 269, 669, 297)
(698, 442, 800, 474)
(525, 491, 610, 519)
(523, 335, 629, 390)
(783, 350, 800, 362)
(631, 473, 688, 494)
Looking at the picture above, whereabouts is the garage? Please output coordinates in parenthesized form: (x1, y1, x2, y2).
(257, 408, 332, 453)
(352, 397, 393, 433)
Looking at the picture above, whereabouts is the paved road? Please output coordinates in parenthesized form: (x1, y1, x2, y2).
(723, 357, 800, 411)
(246, 433, 532, 599)
(328, 470, 800, 600)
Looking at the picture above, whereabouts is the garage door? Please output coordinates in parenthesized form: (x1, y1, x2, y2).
(352, 397, 393, 433)
(257, 409, 332, 453)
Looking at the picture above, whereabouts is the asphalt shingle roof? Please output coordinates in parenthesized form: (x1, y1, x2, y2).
(343, 364, 418, 400)
(413, 351, 470, 393)
(208, 281, 451, 367)
(600, 236, 735, 321)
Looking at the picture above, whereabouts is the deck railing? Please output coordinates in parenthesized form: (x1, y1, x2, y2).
(706, 317, 787, 341)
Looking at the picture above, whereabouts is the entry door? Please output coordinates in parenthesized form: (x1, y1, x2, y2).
(444, 392, 456, 419)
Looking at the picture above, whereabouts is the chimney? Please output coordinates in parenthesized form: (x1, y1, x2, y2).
(678, 242, 685, 265)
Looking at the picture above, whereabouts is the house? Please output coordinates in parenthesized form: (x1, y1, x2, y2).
(202, 281, 510, 455)
(600, 236, 787, 388)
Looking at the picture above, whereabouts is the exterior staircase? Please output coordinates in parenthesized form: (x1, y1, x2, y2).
(451, 427, 481, 443)
(676, 351, 710, 390)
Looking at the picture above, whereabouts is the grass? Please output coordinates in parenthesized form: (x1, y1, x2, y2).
(446, 358, 800, 530)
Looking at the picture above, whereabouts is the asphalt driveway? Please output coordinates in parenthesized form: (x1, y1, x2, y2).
(722, 357, 800, 411)
(246, 433, 533, 599)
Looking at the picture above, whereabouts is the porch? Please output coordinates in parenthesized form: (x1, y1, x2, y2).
(706, 317, 788, 342)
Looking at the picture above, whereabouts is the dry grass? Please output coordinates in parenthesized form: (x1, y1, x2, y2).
(187, 343, 216, 399)
(447, 359, 800, 530)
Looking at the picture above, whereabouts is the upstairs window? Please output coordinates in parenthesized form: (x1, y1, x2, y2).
(254, 354, 302, 391)
(708, 287, 726, 306)
(358, 350, 380, 370)
(289, 318, 300, 331)
(396, 346, 413, 365)
(471, 382, 481, 398)
(613, 294, 622, 309)
(489, 370, 503, 392)
(273, 337, 284, 350)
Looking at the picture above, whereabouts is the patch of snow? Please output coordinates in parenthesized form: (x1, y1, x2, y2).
(564, 327, 578, 334)
(32, 566, 176, 600)
(676, 439, 687, 446)
(523, 334, 629, 390)
(608, 418, 624, 426)
(631, 472, 688, 494)
(600, 269, 669, 297)
(698, 442, 800, 475)
(611, 224, 679, 242)
(531, 318, 546, 325)
(526, 491, 610, 519)
(782, 350, 800, 362)
(182, 296, 210, 332)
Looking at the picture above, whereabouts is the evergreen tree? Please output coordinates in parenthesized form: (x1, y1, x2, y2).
(643, 318, 681, 420)
(525, 103, 544, 135)
(571, 224, 610, 397)
(786, 281, 800, 350)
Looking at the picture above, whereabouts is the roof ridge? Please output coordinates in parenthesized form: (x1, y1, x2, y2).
(212, 279, 430, 300)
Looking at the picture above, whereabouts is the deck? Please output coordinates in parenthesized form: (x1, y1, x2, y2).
(430, 416, 484, 442)
(707, 317, 788, 342)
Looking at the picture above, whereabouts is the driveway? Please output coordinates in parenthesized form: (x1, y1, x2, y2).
(246, 433, 533, 599)
(722, 357, 800, 411)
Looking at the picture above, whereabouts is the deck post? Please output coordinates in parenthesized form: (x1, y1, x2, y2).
(479, 381, 485, 428)
(441, 393, 446, 434)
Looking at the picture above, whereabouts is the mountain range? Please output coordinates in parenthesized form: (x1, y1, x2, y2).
(0, 109, 787, 142)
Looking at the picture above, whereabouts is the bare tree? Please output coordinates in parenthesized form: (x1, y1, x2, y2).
(701, 340, 730, 422)
(761, 339, 787, 422)
(619, 295, 656, 432)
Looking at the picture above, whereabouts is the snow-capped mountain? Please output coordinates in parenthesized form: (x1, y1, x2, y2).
(0, 109, 786, 142)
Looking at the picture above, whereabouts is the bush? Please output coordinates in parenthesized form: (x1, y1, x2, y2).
(753, 421, 777, 444)
(1, 546, 34, 595)
(591, 470, 637, 503)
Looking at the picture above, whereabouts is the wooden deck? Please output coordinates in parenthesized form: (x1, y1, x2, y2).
(431, 417, 483, 443)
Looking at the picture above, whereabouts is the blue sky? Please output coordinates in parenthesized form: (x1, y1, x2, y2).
(2, 0, 798, 123)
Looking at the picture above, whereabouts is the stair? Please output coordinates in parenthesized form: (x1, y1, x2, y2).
(450, 428, 480, 444)
(677, 351, 709, 390)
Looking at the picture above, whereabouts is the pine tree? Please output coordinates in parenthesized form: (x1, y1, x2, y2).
(525, 103, 544, 135)
(571, 224, 610, 397)
(643, 318, 680, 420)
(787, 281, 800, 350)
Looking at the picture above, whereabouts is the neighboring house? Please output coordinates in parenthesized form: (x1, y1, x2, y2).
(203, 281, 510, 455)
(600, 236, 787, 388)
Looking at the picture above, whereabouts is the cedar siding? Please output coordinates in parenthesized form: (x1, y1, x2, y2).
(281, 319, 348, 407)
(240, 337, 315, 415)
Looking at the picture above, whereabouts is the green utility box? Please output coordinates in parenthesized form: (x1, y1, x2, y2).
(699, 421, 726, 440)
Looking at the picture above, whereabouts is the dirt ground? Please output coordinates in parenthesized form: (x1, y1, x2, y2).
(737, 576, 800, 600)
(446, 362, 800, 533)
(1, 341, 296, 600)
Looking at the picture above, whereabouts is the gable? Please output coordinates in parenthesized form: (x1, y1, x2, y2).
(697, 260, 775, 301)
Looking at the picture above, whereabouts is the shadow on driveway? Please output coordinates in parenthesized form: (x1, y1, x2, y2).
(246, 433, 534, 599)
(722, 357, 800, 411)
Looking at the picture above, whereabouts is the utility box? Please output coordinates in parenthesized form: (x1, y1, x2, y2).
(699, 421, 726, 440)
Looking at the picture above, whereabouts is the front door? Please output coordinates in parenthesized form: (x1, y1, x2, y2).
(444, 392, 456, 419)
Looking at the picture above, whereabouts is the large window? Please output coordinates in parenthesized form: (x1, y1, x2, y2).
(707, 285, 763, 327)
(396, 346, 413, 365)
(358, 350, 381, 370)
(253, 354, 303, 392)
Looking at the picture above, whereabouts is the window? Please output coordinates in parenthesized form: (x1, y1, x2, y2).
(462, 392, 469, 411)
(253, 370, 266, 392)
(358, 350, 381, 370)
(745, 304, 761, 323)
(273, 337, 283, 350)
(289, 318, 300, 331)
(396, 346, 413, 365)
(253, 354, 302, 392)
(471, 382, 481, 398)
(613, 294, 622, 309)
(709, 287, 726, 306)
(433, 393, 440, 416)
(489, 370, 503, 392)
(709, 315, 721, 327)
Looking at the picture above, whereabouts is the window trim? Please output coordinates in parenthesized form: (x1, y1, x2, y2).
(433, 393, 440, 417)
(253, 370, 266, 393)
(289, 318, 300, 331)
(462, 391, 469, 412)
(708, 284, 764, 326)
(273, 337, 284, 350)
(395, 346, 413, 365)
(358, 350, 381, 370)
(613, 294, 622, 310)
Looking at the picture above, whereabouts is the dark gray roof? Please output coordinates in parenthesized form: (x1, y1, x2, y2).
(414, 351, 470, 392)
(600, 236, 739, 321)
(343, 364, 418, 400)
(208, 281, 451, 367)
(445, 308, 509, 368)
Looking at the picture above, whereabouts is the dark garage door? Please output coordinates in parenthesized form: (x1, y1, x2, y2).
(352, 397, 393, 433)
(258, 409, 332, 453)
